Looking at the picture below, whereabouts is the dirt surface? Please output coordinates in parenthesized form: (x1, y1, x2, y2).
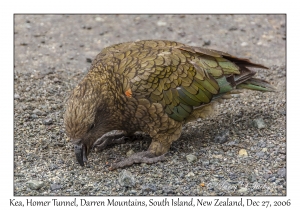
(14, 14, 286, 196)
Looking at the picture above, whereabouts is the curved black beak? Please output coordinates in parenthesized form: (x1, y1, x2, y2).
(74, 143, 88, 166)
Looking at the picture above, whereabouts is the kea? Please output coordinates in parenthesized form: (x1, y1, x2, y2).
(64, 40, 275, 170)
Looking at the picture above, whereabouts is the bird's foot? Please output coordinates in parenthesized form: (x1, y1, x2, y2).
(93, 131, 145, 151)
(93, 130, 128, 151)
(109, 151, 166, 170)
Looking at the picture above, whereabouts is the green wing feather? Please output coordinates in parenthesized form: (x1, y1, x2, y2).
(103, 40, 274, 122)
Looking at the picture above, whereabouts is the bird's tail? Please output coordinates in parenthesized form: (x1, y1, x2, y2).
(237, 78, 276, 92)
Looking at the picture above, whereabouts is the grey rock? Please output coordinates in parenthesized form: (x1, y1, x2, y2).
(238, 187, 248, 193)
(248, 173, 257, 183)
(186, 154, 197, 163)
(43, 118, 53, 125)
(118, 170, 135, 187)
(179, 172, 185, 178)
(229, 26, 238, 31)
(95, 17, 104, 22)
(178, 32, 186, 37)
(27, 180, 44, 190)
(229, 173, 238, 180)
(14, 94, 20, 99)
(202, 160, 210, 166)
(157, 21, 167, 26)
(256, 151, 265, 158)
(49, 164, 58, 171)
(214, 130, 229, 144)
(269, 176, 276, 182)
(162, 185, 173, 194)
(253, 118, 266, 129)
(186, 172, 195, 177)
(142, 184, 157, 193)
(126, 149, 135, 157)
(129, 190, 137, 194)
(203, 40, 211, 46)
(280, 110, 286, 116)
(32, 109, 43, 116)
(50, 183, 62, 191)
(241, 42, 248, 47)
(53, 77, 61, 83)
(31, 114, 38, 119)
(277, 168, 286, 178)
(263, 173, 270, 179)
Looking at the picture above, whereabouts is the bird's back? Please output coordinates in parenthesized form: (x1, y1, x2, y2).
(89, 40, 274, 122)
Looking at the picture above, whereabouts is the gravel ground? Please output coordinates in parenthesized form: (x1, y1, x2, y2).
(14, 14, 286, 196)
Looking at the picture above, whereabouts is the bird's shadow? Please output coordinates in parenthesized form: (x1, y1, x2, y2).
(97, 105, 284, 162)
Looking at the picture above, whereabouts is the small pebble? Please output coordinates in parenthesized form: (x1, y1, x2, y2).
(202, 160, 210, 166)
(239, 149, 248, 157)
(118, 170, 135, 187)
(50, 183, 62, 191)
(277, 168, 286, 178)
(238, 187, 248, 193)
(126, 149, 135, 157)
(241, 42, 248, 47)
(157, 21, 167, 26)
(162, 186, 173, 194)
(203, 40, 211, 46)
(32, 109, 43, 116)
(95, 17, 104, 22)
(269, 176, 276, 182)
(253, 118, 266, 129)
(49, 164, 58, 171)
(229, 26, 238, 31)
(248, 173, 257, 183)
(31, 114, 38, 119)
(256, 151, 265, 158)
(263, 173, 270, 179)
(43, 118, 53, 125)
(214, 130, 229, 144)
(14, 94, 20, 99)
(186, 154, 197, 163)
(27, 180, 44, 190)
(186, 172, 195, 177)
(142, 184, 157, 193)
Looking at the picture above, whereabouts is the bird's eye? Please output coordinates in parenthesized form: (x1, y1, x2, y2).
(89, 124, 95, 131)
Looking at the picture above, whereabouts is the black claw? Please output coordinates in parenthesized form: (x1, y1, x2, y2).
(74, 144, 85, 166)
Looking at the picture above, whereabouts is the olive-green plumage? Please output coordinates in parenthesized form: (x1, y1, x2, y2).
(64, 40, 275, 169)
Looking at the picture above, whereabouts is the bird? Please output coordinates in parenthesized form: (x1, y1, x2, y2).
(64, 40, 275, 170)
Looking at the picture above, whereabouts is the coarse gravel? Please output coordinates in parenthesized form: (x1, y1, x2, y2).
(14, 14, 286, 196)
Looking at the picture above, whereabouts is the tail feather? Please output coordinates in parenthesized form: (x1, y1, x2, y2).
(237, 78, 276, 92)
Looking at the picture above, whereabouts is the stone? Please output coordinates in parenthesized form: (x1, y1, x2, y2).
(43, 118, 53, 125)
(238, 149, 248, 157)
(126, 149, 135, 157)
(118, 170, 135, 187)
(50, 183, 62, 191)
(186, 154, 197, 163)
(253, 118, 266, 129)
(27, 180, 44, 190)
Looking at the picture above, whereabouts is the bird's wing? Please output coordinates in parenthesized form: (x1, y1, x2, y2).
(97, 40, 267, 122)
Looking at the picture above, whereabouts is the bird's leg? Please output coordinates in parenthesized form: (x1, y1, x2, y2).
(109, 140, 170, 170)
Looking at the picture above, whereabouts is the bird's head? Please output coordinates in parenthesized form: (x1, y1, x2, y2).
(64, 79, 107, 166)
